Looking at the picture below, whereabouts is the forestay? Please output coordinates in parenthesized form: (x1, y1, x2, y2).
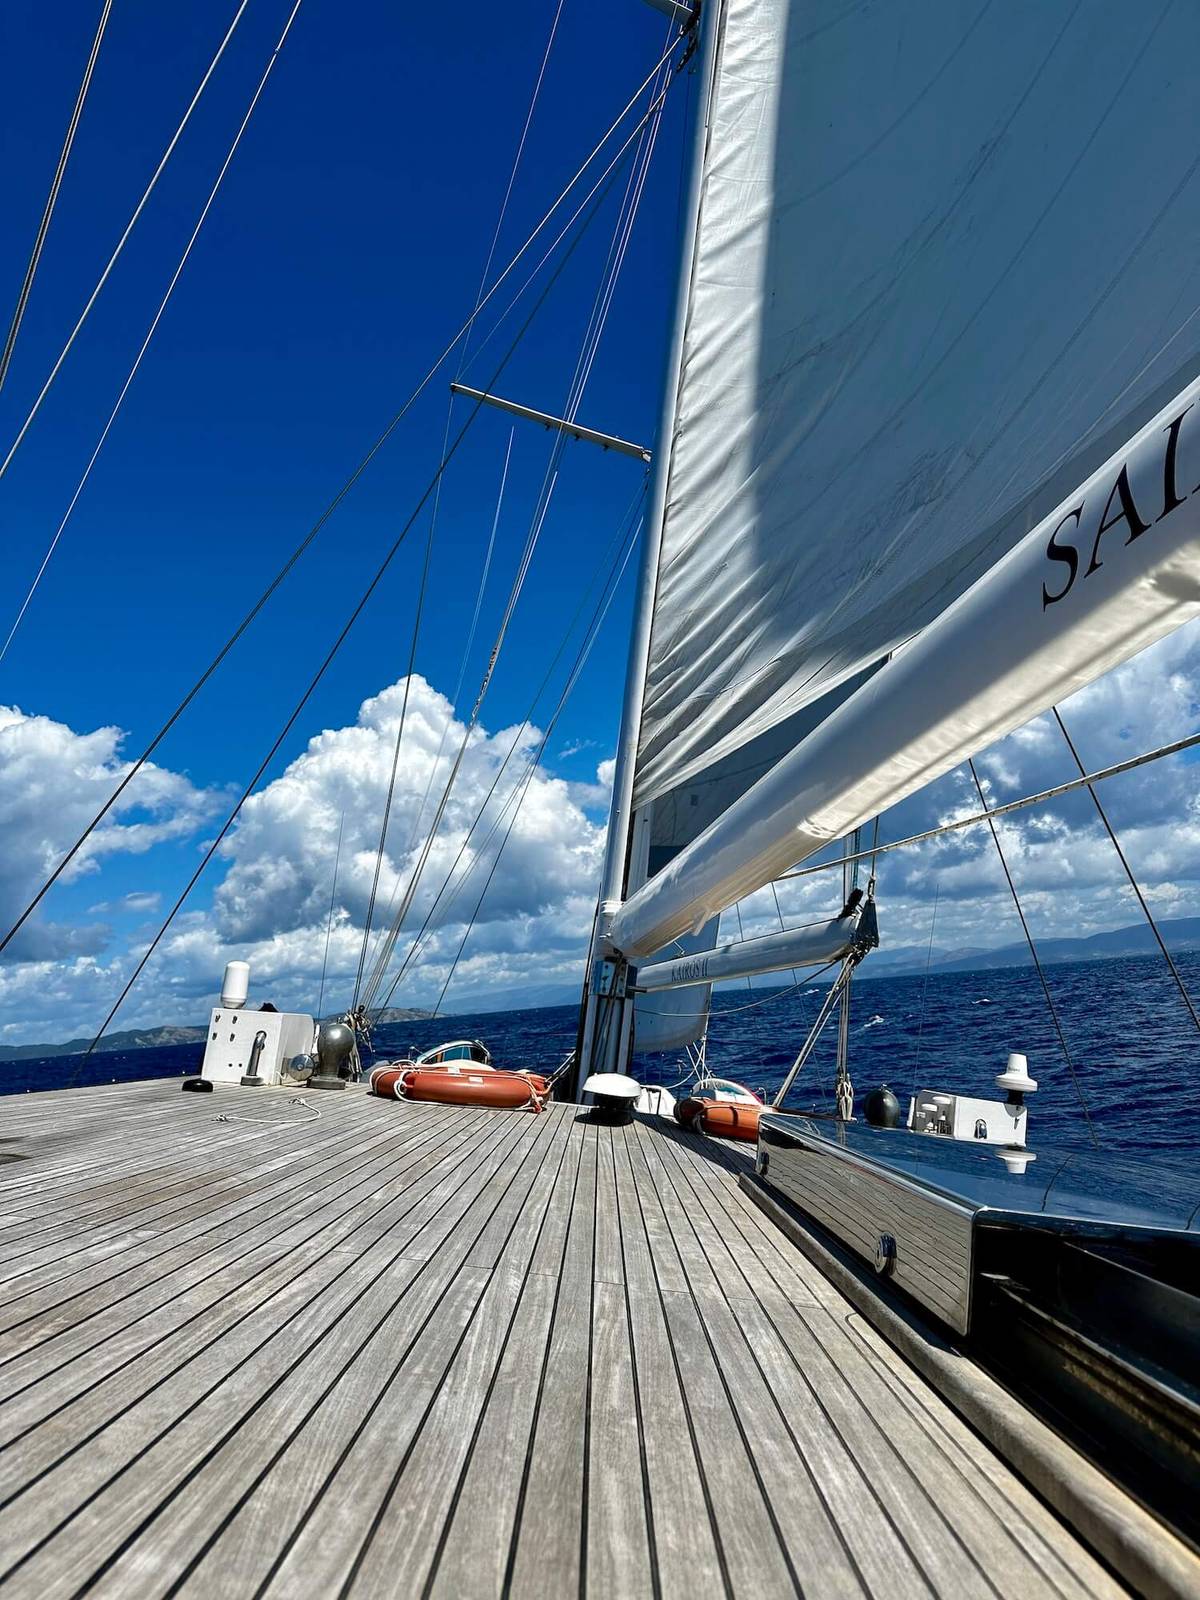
(633, 0, 1200, 812)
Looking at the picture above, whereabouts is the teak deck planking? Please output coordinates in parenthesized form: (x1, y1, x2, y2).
(0, 1080, 1129, 1598)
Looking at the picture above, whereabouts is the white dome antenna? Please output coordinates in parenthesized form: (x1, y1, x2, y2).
(995, 1052, 1037, 1098)
(220, 960, 250, 1011)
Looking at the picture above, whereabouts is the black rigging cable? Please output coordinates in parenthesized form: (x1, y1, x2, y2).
(968, 758, 1099, 1147)
(398, 0, 566, 880)
(350, 434, 513, 1014)
(74, 151, 629, 1059)
(0, 50, 686, 961)
(1052, 705, 1200, 1034)
(779, 726, 1200, 882)
(0, 0, 111, 396)
(0, 0, 253, 481)
(1, 0, 306, 667)
(316, 810, 345, 1021)
(428, 510, 644, 1014)
(361, 66, 673, 1015)
(374, 481, 648, 1013)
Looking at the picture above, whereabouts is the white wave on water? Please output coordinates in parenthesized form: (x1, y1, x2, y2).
(973, 997, 993, 1005)
(859, 1014, 886, 1030)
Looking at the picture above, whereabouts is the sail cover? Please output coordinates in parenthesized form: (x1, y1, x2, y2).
(633, 0, 1200, 808)
(631, 917, 717, 1054)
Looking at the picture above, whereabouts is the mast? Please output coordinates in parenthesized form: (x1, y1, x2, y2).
(574, 0, 723, 1094)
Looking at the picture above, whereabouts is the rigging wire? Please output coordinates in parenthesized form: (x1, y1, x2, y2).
(778, 725, 1200, 883)
(0, 0, 253, 482)
(372, 481, 500, 950)
(910, 882, 940, 1099)
(968, 758, 1099, 1148)
(0, 0, 112, 397)
(635, 968, 839, 1020)
(405, 0, 567, 843)
(71, 146, 626, 1058)
(372, 481, 648, 1014)
(351, 429, 514, 1015)
(361, 77, 670, 1015)
(1052, 705, 1200, 1035)
(0, 0, 306, 668)
(430, 518, 643, 1014)
(0, 51, 686, 961)
(316, 810, 345, 1021)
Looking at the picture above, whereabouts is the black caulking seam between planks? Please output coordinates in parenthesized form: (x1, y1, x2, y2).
(0, 1107, 471, 1340)
(330, 1108, 575, 1600)
(610, 1126, 663, 1600)
(619, 1123, 734, 1600)
(635, 1123, 866, 1599)
(0, 1109, 480, 1440)
(656, 1131, 958, 1600)
(0, 1110, 523, 1576)
(500, 1115, 591, 1598)
(418, 1107, 581, 1599)
(54, 1109, 535, 1597)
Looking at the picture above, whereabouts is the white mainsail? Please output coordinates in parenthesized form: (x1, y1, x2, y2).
(612, 379, 1200, 957)
(633, 0, 1200, 816)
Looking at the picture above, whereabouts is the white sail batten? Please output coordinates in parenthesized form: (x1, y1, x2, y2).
(635, 910, 859, 992)
(633, 0, 1200, 811)
(611, 379, 1200, 958)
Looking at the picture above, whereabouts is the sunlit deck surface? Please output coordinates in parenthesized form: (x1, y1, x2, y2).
(0, 1080, 1129, 1599)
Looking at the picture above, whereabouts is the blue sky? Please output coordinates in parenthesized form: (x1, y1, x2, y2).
(3, 1, 1199, 1045)
(0, 0, 694, 1035)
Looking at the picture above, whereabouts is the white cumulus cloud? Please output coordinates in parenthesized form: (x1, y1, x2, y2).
(0, 705, 218, 966)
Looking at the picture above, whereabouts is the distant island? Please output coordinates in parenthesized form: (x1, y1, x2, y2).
(3, 917, 1198, 1057)
(858, 913, 1200, 981)
(0, 1006, 434, 1061)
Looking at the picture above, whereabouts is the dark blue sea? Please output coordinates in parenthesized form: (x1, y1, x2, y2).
(4, 953, 1199, 1159)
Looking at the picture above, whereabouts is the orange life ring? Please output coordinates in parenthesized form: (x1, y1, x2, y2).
(699, 1100, 761, 1141)
(676, 1095, 762, 1141)
(368, 1065, 408, 1098)
(397, 1067, 546, 1112)
(674, 1095, 707, 1129)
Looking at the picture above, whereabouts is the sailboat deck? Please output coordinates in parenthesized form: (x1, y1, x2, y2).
(0, 1079, 1128, 1599)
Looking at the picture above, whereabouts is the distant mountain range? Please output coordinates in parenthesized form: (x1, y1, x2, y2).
(856, 915, 1200, 981)
(0, 1007, 433, 1060)
(0, 1025, 210, 1061)
(435, 918, 1200, 1011)
(3, 921, 1196, 1056)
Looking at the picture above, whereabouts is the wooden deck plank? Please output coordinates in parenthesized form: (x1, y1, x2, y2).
(0, 1081, 1154, 1600)
(0, 1108, 391, 1314)
(0, 1113, 528, 1589)
(504, 1113, 599, 1597)
(0, 1107, 479, 1362)
(102, 1111, 560, 1598)
(298, 1111, 575, 1599)
(838, 1307, 1127, 1600)
(0, 1112, 486, 1485)
(612, 1125, 724, 1600)
(427, 1113, 586, 1600)
(653, 1125, 1129, 1600)
(627, 1123, 799, 1597)
(0, 1107, 471, 1396)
